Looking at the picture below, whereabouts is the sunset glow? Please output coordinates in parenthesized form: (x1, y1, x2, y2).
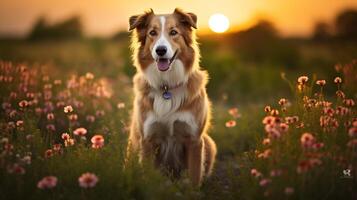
(0, 0, 356, 37)
(209, 14, 230, 33)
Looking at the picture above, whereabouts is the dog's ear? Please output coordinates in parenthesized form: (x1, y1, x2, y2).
(129, 9, 154, 31)
(174, 8, 197, 29)
(129, 15, 140, 31)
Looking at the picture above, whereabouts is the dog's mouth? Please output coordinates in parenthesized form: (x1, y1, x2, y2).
(156, 50, 178, 72)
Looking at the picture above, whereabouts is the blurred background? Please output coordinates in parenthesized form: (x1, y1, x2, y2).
(1, 2, 357, 198)
(0, 0, 356, 105)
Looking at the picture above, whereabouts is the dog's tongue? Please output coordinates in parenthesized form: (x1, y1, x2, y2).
(157, 59, 170, 71)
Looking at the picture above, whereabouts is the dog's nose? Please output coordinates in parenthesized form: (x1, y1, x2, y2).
(155, 46, 167, 56)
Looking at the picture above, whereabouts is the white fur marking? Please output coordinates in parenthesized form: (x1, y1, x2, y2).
(160, 16, 165, 33)
(151, 16, 174, 60)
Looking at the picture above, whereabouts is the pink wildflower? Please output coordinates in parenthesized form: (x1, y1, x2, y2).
(78, 173, 99, 188)
(37, 176, 58, 189)
(225, 120, 236, 128)
(73, 128, 87, 136)
(91, 135, 104, 149)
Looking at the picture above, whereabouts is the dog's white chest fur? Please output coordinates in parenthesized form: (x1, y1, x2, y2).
(143, 60, 197, 139)
(145, 59, 188, 117)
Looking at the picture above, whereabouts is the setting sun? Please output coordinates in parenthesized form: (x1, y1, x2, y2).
(208, 13, 230, 33)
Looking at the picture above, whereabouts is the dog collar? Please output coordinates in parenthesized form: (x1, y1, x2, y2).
(161, 82, 184, 100)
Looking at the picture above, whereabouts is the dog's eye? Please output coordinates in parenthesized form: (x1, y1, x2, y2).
(149, 30, 157, 36)
(169, 30, 178, 36)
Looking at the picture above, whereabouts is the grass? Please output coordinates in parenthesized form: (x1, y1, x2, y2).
(0, 39, 356, 199)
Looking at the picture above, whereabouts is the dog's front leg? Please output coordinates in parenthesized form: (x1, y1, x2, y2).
(142, 115, 168, 166)
(186, 137, 204, 186)
(173, 120, 203, 186)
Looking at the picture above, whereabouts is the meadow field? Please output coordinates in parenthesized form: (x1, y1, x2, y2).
(0, 35, 356, 200)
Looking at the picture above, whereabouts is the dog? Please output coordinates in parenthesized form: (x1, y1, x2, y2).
(127, 8, 216, 186)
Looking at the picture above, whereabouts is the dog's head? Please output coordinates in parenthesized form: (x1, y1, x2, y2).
(129, 8, 198, 76)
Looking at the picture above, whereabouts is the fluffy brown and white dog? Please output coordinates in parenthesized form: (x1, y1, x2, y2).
(127, 8, 216, 186)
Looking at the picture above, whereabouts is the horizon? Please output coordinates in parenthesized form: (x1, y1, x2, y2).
(0, 0, 357, 38)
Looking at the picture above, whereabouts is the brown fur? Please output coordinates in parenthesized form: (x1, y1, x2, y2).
(127, 8, 216, 186)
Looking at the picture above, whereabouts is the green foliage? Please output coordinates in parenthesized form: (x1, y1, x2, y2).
(335, 9, 357, 40)
(0, 62, 199, 199)
(0, 33, 356, 199)
(233, 74, 356, 199)
(312, 22, 331, 41)
(28, 16, 83, 41)
(201, 20, 301, 68)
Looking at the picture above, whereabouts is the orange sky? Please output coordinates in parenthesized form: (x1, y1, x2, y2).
(0, 0, 356, 37)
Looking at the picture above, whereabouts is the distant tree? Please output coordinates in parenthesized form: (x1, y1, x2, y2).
(227, 20, 299, 67)
(28, 16, 83, 40)
(312, 21, 331, 40)
(335, 9, 357, 39)
(28, 16, 48, 40)
(238, 20, 278, 41)
(52, 16, 83, 38)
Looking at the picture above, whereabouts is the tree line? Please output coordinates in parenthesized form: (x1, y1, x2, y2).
(27, 9, 357, 41)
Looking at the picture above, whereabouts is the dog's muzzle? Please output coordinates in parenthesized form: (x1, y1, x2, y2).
(156, 50, 178, 72)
